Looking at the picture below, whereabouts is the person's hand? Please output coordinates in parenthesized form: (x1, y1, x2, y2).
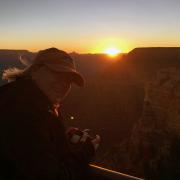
(82, 129, 101, 151)
(66, 127, 101, 164)
(66, 127, 101, 152)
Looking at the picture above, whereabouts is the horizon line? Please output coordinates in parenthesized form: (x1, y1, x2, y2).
(0, 46, 180, 54)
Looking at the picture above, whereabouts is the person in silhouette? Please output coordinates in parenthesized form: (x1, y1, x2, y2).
(0, 48, 100, 180)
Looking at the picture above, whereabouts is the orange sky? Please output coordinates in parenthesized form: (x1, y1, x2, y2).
(1, 34, 180, 54)
(1, 0, 180, 54)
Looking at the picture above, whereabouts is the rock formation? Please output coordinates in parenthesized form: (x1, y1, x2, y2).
(98, 68, 180, 179)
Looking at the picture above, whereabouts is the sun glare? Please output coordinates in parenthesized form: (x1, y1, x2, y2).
(105, 47, 121, 57)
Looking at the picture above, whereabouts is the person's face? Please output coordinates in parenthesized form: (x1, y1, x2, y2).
(33, 66, 72, 104)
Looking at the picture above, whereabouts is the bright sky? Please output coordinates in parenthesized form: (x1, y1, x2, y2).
(0, 0, 180, 53)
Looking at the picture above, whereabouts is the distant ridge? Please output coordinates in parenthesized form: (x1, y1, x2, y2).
(122, 47, 180, 80)
(0, 49, 29, 52)
(0, 49, 33, 57)
(128, 47, 180, 59)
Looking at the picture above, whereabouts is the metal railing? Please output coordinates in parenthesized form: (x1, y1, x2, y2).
(90, 164, 144, 180)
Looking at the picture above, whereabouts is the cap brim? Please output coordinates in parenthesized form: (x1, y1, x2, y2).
(45, 64, 85, 87)
(69, 71, 85, 87)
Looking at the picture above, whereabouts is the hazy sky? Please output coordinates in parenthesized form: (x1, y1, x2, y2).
(0, 0, 180, 53)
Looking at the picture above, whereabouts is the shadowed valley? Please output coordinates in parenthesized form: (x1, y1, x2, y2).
(1, 47, 180, 178)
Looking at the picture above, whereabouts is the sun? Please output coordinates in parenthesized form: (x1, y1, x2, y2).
(105, 47, 121, 57)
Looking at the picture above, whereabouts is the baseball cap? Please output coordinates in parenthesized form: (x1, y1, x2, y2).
(34, 48, 85, 87)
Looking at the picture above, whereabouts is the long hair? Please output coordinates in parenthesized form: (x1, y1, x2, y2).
(2, 63, 42, 82)
(1, 52, 40, 82)
(2, 67, 30, 82)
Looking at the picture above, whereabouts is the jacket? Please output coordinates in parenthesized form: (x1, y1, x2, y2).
(0, 78, 94, 180)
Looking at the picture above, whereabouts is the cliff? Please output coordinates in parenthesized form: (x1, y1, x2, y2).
(99, 68, 180, 179)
